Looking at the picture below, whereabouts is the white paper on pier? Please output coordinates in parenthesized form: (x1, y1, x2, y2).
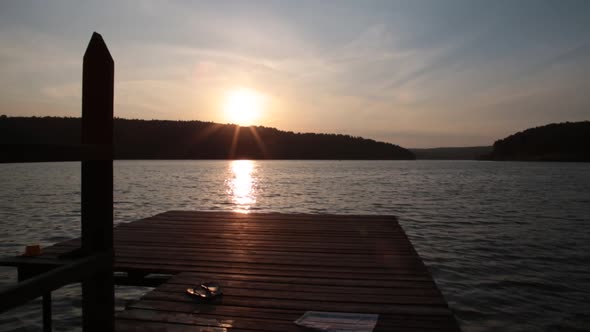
(294, 311, 379, 332)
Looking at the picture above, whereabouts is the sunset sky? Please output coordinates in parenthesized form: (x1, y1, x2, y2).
(1, 1, 589, 147)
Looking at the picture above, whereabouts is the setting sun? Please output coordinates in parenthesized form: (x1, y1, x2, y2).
(223, 88, 264, 126)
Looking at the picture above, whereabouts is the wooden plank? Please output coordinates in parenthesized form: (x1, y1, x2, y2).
(112, 253, 425, 271)
(112, 238, 415, 252)
(149, 285, 446, 306)
(52, 231, 412, 244)
(113, 241, 417, 254)
(111, 256, 427, 274)
(116, 319, 255, 332)
(111, 262, 433, 281)
(45, 240, 415, 256)
(111, 249, 426, 268)
(148, 214, 396, 223)
(131, 217, 402, 230)
(113, 227, 408, 240)
(130, 214, 400, 225)
(44, 236, 418, 255)
(154, 279, 441, 297)
(163, 210, 397, 220)
(163, 271, 438, 289)
(142, 289, 451, 316)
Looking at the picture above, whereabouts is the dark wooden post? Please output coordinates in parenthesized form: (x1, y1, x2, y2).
(81, 32, 114, 331)
(42, 293, 51, 332)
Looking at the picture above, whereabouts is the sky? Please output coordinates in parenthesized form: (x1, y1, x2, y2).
(1, 0, 589, 148)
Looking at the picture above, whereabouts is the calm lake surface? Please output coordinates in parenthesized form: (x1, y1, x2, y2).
(1, 160, 589, 331)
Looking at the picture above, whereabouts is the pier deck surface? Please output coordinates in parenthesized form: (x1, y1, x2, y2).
(36, 211, 460, 331)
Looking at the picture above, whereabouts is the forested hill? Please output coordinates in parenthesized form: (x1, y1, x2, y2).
(0, 116, 415, 160)
(490, 121, 590, 161)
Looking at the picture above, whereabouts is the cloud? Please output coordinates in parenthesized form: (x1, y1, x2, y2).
(40, 83, 80, 100)
(1, 1, 589, 147)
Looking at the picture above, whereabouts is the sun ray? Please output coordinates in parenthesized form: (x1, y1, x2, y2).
(229, 125, 240, 159)
(248, 126, 269, 159)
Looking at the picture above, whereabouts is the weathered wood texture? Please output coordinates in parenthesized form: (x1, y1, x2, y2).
(40, 211, 460, 331)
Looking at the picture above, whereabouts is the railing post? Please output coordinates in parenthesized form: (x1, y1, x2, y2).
(42, 293, 51, 332)
(81, 32, 114, 331)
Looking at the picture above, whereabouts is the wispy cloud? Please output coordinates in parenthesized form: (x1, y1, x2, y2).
(1, 1, 589, 147)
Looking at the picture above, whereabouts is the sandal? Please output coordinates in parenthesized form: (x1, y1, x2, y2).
(186, 281, 222, 299)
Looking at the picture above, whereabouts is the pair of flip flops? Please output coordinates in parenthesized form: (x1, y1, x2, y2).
(186, 281, 222, 299)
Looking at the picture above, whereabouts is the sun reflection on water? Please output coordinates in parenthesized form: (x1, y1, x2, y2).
(226, 160, 257, 213)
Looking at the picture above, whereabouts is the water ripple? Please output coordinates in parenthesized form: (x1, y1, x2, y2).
(1, 160, 589, 331)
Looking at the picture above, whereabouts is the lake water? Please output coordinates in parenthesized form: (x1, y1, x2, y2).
(1, 160, 589, 331)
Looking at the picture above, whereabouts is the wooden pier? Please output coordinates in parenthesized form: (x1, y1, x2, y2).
(0, 33, 460, 331)
(32, 211, 459, 331)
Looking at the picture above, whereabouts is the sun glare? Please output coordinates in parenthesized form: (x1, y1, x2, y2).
(223, 88, 263, 126)
(226, 160, 257, 213)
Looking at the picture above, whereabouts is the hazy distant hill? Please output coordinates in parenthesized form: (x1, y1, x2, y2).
(0, 116, 415, 161)
(490, 121, 590, 161)
(410, 146, 492, 160)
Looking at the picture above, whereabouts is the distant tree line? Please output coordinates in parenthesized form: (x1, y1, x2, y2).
(489, 121, 590, 161)
(410, 146, 492, 160)
(0, 116, 415, 161)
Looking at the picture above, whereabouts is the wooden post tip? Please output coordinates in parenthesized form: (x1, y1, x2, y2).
(91, 32, 103, 41)
(84, 32, 113, 62)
